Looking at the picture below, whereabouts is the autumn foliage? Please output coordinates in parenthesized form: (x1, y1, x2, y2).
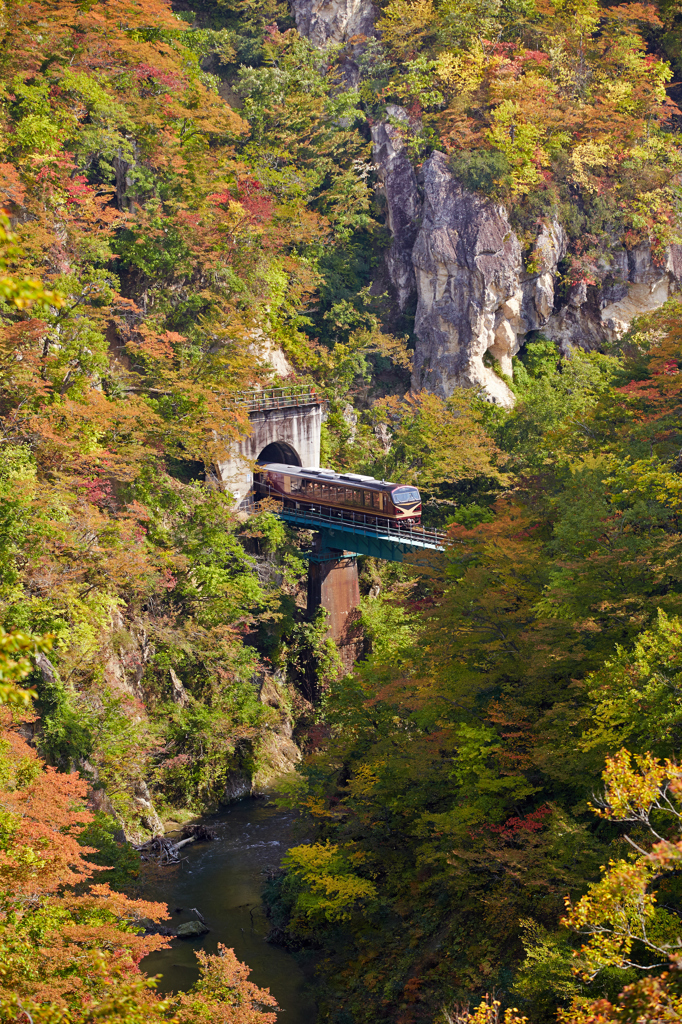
(3, 0, 682, 1021)
(0, 710, 278, 1023)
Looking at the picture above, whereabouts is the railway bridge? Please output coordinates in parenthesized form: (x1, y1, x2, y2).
(218, 386, 445, 670)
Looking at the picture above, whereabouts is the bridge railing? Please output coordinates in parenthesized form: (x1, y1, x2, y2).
(240, 492, 447, 551)
(231, 385, 323, 413)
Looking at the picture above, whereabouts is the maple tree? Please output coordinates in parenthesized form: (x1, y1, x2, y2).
(367, 0, 682, 261)
(268, 303, 682, 1023)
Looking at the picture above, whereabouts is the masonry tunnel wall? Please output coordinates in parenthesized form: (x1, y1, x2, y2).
(215, 403, 323, 503)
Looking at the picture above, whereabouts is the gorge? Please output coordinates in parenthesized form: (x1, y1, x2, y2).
(2, 0, 682, 1023)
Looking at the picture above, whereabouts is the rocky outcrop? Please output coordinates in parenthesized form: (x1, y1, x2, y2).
(293, 1, 682, 404)
(410, 152, 682, 405)
(252, 674, 301, 789)
(544, 243, 682, 350)
(169, 667, 190, 707)
(248, 328, 293, 379)
(129, 780, 164, 841)
(291, 0, 376, 46)
(35, 651, 59, 687)
(411, 152, 566, 407)
(371, 107, 422, 311)
(103, 611, 152, 701)
(218, 676, 301, 801)
(222, 769, 253, 802)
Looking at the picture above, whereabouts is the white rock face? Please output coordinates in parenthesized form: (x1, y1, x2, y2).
(292, 3, 682, 404)
(291, 0, 376, 46)
(544, 243, 682, 350)
(370, 106, 422, 311)
(411, 152, 566, 408)
(248, 329, 293, 379)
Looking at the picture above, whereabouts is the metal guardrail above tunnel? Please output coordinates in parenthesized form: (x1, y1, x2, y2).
(242, 498, 448, 564)
(231, 385, 324, 413)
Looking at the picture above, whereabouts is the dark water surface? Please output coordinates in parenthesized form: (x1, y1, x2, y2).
(139, 798, 316, 1022)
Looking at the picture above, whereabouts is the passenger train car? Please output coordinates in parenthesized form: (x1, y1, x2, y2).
(254, 463, 422, 526)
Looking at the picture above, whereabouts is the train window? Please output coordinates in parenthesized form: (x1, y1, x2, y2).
(290, 476, 302, 493)
(321, 483, 329, 499)
(314, 482, 321, 498)
(372, 492, 380, 509)
(345, 488, 352, 503)
(392, 486, 420, 505)
(363, 491, 372, 507)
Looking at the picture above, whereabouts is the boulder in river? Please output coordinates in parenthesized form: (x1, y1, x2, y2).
(136, 917, 177, 937)
(176, 919, 210, 938)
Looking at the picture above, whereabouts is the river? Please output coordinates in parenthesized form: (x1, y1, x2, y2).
(139, 797, 317, 1022)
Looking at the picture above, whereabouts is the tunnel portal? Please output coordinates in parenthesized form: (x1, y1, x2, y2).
(215, 390, 322, 504)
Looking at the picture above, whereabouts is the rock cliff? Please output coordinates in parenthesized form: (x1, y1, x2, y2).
(370, 107, 421, 312)
(544, 243, 682, 349)
(411, 152, 565, 406)
(291, 3, 682, 404)
(411, 153, 682, 405)
(290, 0, 375, 46)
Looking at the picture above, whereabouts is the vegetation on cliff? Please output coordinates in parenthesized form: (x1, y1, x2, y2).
(372, 0, 682, 263)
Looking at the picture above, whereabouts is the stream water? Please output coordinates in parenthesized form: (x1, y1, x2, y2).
(139, 798, 317, 1022)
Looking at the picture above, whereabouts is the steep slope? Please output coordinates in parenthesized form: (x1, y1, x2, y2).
(0, 0, 383, 836)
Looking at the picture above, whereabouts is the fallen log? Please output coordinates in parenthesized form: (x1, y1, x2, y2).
(133, 823, 218, 864)
(133, 834, 185, 865)
(174, 834, 197, 851)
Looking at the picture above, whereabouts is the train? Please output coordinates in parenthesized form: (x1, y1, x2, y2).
(254, 463, 422, 527)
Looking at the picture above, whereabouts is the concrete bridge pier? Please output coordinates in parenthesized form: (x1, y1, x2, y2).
(307, 536, 363, 674)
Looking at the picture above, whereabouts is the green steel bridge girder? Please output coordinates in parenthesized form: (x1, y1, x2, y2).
(300, 527, 446, 570)
(266, 504, 447, 567)
(314, 527, 411, 563)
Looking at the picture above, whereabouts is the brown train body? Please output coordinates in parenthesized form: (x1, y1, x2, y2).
(254, 463, 422, 526)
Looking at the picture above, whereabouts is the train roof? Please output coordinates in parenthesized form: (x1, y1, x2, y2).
(258, 462, 408, 491)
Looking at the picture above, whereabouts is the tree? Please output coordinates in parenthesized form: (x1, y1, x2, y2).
(0, 627, 41, 705)
(559, 748, 682, 1024)
(368, 389, 503, 494)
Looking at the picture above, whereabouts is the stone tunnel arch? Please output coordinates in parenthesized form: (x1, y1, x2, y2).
(215, 397, 323, 504)
(257, 440, 301, 466)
